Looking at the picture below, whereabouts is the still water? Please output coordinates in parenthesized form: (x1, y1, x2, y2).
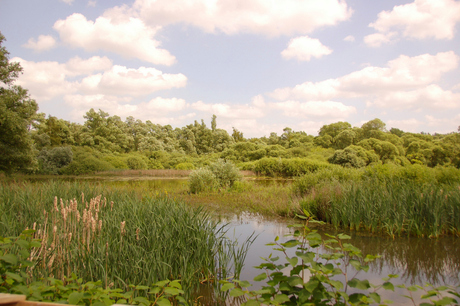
(24, 176, 460, 304)
(224, 212, 460, 305)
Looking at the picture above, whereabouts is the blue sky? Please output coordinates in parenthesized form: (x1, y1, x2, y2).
(1, 0, 459, 137)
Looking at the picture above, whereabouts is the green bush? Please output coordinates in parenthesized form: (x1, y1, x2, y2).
(37, 146, 73, 174)
(175, 162, 195, 170)
(60, 155, 113, 175)
(254, 157, 332, 177)
(188, 168, 218, 193)
(207, 159, 242, 188)
(292, 166, 363, 195)
(126, 155, 148, 170)
(103, 155, 128, 169)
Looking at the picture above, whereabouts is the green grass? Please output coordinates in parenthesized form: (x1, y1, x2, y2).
(0, 180, 251, 301)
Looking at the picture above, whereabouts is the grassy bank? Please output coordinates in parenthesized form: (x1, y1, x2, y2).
(295, 164, 460, 238)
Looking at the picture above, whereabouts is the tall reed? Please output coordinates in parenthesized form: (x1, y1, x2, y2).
(0, 180, 250, 301)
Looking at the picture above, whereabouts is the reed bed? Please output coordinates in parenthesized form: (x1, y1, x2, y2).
(306, 179, 460, 238)
(0, 180, 250, 301)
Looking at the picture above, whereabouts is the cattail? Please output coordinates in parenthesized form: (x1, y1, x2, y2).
(54, 197, 58, 212)
(53, 225, 57, 234)
(76, 210, 81, 222)
(120, 221, 126, 236)
(33, 222, 36, 230)
(68, 232, 72, 243)
(81, 192, 84, 206)
(60, 198, 64, 212)
(83, 209, 88, 224)
(91, 217, 96, 233)
(421, 193, 423, 198)
(136, 228, 140, 241)
(104, 197, 107, 208)
(106, 242, 108, 257)
(110, 201, 114, 211)
(98, 220, 102, 231)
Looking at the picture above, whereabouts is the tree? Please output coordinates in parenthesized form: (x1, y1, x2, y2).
(0, 32, 38, 174)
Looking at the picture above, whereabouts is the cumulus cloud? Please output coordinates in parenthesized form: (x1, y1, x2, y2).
(53, 13, 176, 65)
(281, 36, 332, 61)
(23, 35, 56, 51)
(270, 51, 459, 101)
(65, 56, 113, 76)
(363, 32, 397, 48)
(365, 0, 460, 46)
(343, 35, 355, 42)
(133, 0, 352, 36)
(268, 51, 460, 113)
(386, 119, 421, 133)
(79, 65, 187, 96)
(143, 97, 187, 112)
(270, 100, 356, 119)
(371, 85, 460, 110)
(191, 100, 265, 119)
(11, 57, 77, 101)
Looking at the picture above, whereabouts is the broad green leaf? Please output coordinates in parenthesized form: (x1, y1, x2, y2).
(5, 272, 23, 282)
(348, 279, 370, 290)
(68, 292, 84, 305)
(164, 287, 181, 295)
(243, 299, 261, 306)
(254, 273, 267, 282)
(274, 294, 290, 303)
(221, 283, 235, 291)
(337, 234, 351, 240)
(156, 297, 172, 306)
(1, 254, 18, 265)
(369, 292, 381, 303)
(230, 288, 245, 297)
(383, 282, 395, 291)
(133, 297, 150, 305)
(286, 256, 298, 267)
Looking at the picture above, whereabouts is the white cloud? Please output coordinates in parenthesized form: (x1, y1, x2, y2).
(371, 85, 460, 110)
(367, 0, 460, 46)
(281, 36, 332, 61)
(386, 119, 421, 133)
(271, 51, 458, 101)
(64, 94, 134, 120)
(343, 35, 355, 42)
(268, 51, 459, 112)
(191, 101, 265, 119)
(53, 13, 176, 65)
(60, 0, 74, 4)
(65, 56, 113, 76)
(23, 35, 56, 51)
(270, 100, 356, 119)
(363, 32, 397, 48)
(133, 0, 352, 36)
(87, 0, 96, 7)
(79, 65, 187, 96)
(143, 97, 187, 112)
(11, 57, 77, 101)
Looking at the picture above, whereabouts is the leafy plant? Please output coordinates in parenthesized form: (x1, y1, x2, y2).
(220, 215, 460, 305)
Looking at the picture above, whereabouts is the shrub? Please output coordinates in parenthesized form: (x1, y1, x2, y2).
(189, 168, 218, 193)
(37, 146, 73, 174)
(60, 155, 113, 175)
(175, 162, 195, 170)
(126, 155, 147, 170)
(207, 159, 242, 188)
(103, 155, 128, 169)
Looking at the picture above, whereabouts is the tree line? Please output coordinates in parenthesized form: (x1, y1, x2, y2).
(1, 31, 460, 175)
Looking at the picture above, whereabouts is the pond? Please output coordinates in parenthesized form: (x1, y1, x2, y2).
(14, 176, 460, 304)
(223, 213, 460, 305)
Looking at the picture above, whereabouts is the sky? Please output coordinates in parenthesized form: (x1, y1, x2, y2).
(1, 0, 460, 138)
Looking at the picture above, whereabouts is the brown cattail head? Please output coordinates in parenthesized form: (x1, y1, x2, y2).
(120, 221, 126, 236)
(136, 228, 140, 240)
(54, 196, 58, 212)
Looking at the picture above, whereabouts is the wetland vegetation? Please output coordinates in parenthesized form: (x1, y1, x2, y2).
(1, 34, 460, 304)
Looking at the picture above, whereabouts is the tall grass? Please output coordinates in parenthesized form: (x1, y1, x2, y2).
(0, 180, 250, 301)
(294, 165, 460, 238)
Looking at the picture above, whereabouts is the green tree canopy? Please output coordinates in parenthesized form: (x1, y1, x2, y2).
(0, 32, 39, 174)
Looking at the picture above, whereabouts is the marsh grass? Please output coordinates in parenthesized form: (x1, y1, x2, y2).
(0, 180, 251, 301)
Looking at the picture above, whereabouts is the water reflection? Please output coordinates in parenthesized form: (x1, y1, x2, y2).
(223, 214, 460, 304)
